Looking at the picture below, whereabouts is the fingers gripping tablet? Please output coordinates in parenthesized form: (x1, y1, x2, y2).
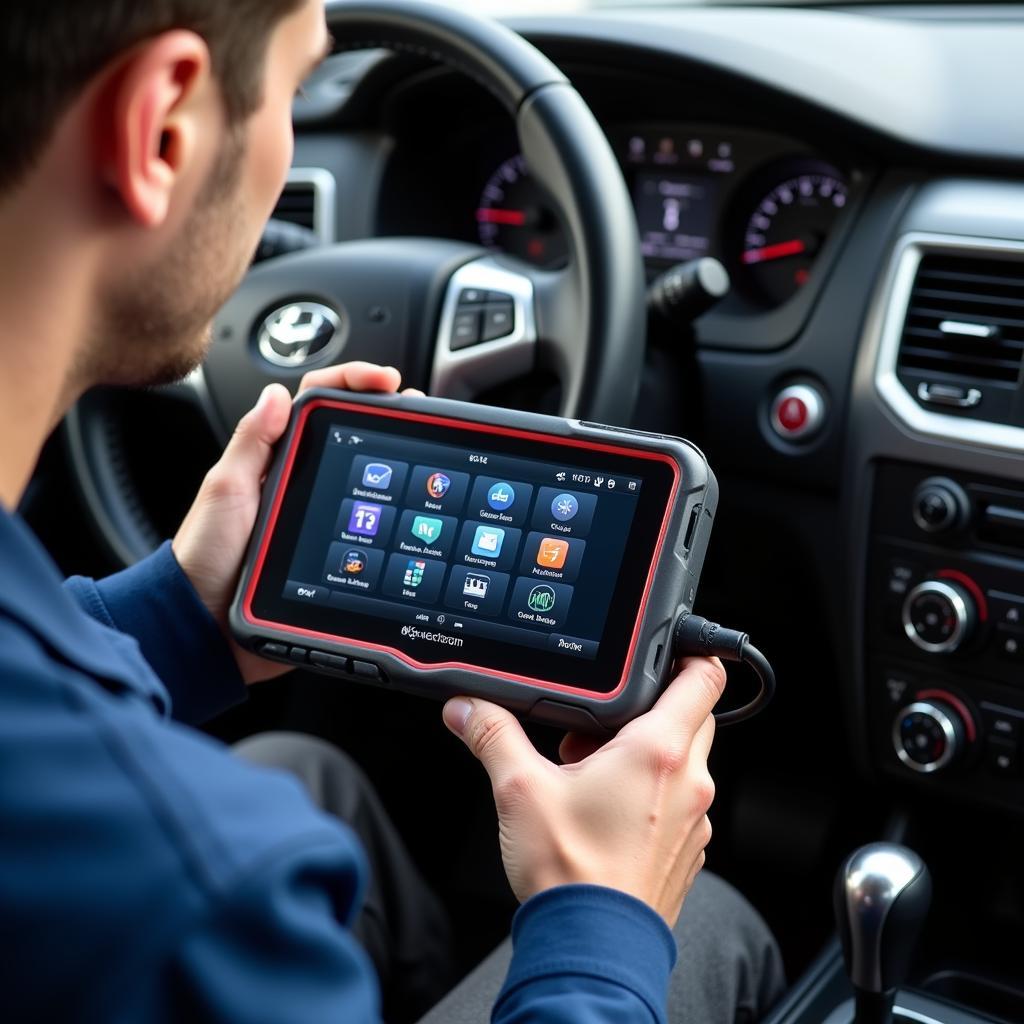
(230, 389, 718, 733)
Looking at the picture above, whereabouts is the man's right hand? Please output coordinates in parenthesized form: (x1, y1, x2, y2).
(442, 657, 725, 927)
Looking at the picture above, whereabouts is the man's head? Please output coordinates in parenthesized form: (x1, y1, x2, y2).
(0, 0, 330, 391)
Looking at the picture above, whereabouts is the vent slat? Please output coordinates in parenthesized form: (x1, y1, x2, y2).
(917, 268, 1024, 293)
(907, 307, 1024, 334)
(273, 183, 316, 231)
(903, 325, 1024, 350)
(899, 346, 1022, 372)
(913, 287, 1024, 312)
(898, 253, 1024, 388)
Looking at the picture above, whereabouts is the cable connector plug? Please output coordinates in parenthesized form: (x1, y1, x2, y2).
(673, 614, 749, 662)
(672, 613, 776, 726)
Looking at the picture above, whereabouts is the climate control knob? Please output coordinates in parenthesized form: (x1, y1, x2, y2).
(892, 700, 967, 774)
(901, 580, 976, 654)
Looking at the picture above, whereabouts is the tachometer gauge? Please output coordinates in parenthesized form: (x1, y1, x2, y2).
(740, 165, 849, 307)
(477, 154, 568, 269)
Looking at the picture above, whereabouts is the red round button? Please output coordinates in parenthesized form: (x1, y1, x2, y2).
(777, 396, 808, 432)
(769, 384, 824, 441)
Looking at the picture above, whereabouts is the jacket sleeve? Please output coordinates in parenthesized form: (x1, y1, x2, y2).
(64, 541, 247, 726)
(493, 886, 677, 1024)
(144, 837, 384, 1024)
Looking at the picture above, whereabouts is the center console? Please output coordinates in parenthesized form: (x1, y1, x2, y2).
(866, 462, 1024, 811)
(848, 181, 1024, 818)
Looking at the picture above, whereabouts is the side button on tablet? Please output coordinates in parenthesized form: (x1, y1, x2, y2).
(259, 642, 290, 660)
(351, 660, 385, 682)
(532, 700, 607, 735)
(309, 651, 352, 675)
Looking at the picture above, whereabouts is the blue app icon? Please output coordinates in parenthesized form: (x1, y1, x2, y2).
(362, 462, 393, 490)
(471, 525, 505, 558)
(551, 493, 579, 522)
(487, 482, 516, 511)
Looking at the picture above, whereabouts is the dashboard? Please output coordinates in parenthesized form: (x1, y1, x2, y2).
(379, 118, 859, 312)
(280, 3, 1024, 828)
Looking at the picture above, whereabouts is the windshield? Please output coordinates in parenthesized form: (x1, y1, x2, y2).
(444, 0, 994, 11)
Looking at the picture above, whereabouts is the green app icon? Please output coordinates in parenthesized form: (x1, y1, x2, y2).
(527, 585, 557, 613)
(411, 515, 443, 544)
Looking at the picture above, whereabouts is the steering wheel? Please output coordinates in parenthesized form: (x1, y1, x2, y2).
(65, 0, 646, 567)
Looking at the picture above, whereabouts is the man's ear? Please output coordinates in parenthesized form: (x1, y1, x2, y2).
(97, 31, 214, 228)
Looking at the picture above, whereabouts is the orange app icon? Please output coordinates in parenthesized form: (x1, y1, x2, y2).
(537, 537, 569, 570)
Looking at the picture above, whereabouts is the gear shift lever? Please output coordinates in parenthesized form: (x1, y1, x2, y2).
(834, 843, 932, 1024)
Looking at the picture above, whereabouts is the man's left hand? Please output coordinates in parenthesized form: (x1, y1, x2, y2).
(173, 362, 423, 684)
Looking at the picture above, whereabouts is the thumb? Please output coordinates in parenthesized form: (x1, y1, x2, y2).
(443, 697, 543, 789)
(215, 384, 292, 493)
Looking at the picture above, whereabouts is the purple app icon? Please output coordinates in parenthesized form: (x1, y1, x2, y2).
(348, 502, 383, 537)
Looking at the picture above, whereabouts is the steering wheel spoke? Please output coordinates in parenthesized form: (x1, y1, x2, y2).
(430, 257, 538, 402)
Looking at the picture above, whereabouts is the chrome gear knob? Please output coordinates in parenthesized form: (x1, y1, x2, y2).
(834, 843, 932, 1024)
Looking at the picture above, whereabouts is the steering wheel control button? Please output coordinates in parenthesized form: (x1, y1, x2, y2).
(458, 288, 487, 305)
(769, 384, 824, 442)
(451, 311, 483, 351)
(901, 579, 976, 654)
(911, 477, 970, 535)
(309, 651, 352, 675)
(288, 647, 309, 664)
(893, 700, 965, 774)
(482, 303, 515, 342)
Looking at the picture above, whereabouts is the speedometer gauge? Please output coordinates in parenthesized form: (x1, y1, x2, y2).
(477, 154, 568, 269)
(740, 164, 849, 307)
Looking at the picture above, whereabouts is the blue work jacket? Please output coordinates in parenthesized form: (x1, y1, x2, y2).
(0, 505, 675, 1022)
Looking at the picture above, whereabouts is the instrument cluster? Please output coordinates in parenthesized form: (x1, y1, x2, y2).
(474, 124, 855, 310)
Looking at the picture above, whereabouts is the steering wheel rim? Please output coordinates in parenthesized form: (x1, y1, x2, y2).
(65, 0, 646, 567)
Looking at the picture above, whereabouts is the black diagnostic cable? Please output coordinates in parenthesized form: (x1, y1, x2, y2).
(672, 615, 776, 726)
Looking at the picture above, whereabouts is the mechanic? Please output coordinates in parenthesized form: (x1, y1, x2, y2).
(0, 1, 785, 1021)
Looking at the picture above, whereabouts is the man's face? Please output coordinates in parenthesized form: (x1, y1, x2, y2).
(87, 0, 329, 389)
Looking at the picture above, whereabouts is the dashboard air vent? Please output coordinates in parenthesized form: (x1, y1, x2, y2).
(273, 180, 317, 233)
(897, 252, 1024, 388)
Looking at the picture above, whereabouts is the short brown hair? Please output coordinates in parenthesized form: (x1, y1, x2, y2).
(0, 0, 304, 194)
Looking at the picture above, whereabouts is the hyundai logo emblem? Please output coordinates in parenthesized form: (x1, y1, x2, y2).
(257, 302, 342, 368)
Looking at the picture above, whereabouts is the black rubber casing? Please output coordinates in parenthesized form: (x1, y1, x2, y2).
(230, 389, 718, 734)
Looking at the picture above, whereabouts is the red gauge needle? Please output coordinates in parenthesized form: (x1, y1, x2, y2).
(476, 207, 528, 226)
(742, 239, 807, 265)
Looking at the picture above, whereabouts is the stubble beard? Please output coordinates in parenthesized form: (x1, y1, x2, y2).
(80, 127, 255, 391)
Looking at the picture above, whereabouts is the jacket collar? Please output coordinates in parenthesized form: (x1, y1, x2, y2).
(0, 505, 155, 696)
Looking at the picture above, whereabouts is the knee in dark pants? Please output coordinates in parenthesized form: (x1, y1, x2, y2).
(670, 872, 787, 1024)
(234, 731, 457, 1023)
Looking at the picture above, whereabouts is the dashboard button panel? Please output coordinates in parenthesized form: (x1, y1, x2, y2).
(867, 460, 1024, 812)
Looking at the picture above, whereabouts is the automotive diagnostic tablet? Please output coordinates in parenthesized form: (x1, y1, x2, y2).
(231, 389, 718, 733)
